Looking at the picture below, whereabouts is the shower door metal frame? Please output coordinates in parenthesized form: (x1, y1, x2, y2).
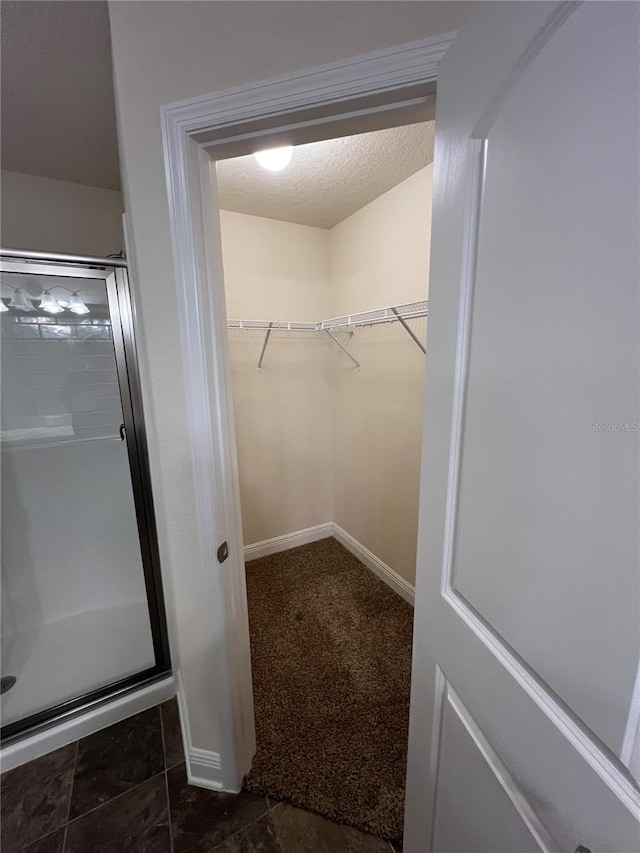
(0, 248, 171, 743)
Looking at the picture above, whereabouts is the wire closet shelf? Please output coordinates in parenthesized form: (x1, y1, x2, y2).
(227, 300, 428, 369)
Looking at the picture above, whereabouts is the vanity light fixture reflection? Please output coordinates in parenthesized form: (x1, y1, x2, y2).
(68, 293, 90, 315)
(8, 288, 35, 312)
(39, 291, 65, 314)
(2, 285, 91, 315)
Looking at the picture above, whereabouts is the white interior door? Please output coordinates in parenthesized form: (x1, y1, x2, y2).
(404, 3, 639, 852)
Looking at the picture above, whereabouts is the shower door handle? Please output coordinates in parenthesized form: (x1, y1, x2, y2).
(119, 423, 126, 442)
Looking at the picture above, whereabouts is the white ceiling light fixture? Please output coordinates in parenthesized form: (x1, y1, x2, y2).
(254, 145, 293, 172)
(0, 299, 8, 312)
(39, 290, 65, 314)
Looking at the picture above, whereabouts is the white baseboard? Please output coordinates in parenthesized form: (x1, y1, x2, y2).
(331, 523, 415, 605)
(1, 675, 176, 773)
(244, 522, 333, 561)
(188, 747, 223, 789)
(244, 522, 415, 605)
(175, 670, 224, 790)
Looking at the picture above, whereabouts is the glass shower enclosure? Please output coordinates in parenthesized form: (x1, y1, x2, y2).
(0, 250, 170, 741)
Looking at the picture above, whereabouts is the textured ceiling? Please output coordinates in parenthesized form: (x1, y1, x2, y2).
(216, 122, 434, 229)
(1, 1, 120, 189)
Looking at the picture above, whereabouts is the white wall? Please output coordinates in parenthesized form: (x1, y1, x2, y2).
(108, 0, 466, 765)
(220, 167, 432, 585)
(330, 166, 432, 585)
(329, 166, 432, 315)
(220, 211, 333, 545)
(1, 171, 124, 257)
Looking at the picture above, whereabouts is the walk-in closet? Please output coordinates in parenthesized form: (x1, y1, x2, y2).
(215, 122, 433, 847)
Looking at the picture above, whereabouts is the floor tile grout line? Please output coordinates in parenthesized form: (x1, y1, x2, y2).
(208, 798, 272, 851)
(59, 739, 79, 848)
(263, 802, 285, 853)
(262, 798, 396, 853)
(160, 702, 174, 851)
(160, 700, 186, 773)
(164, 768, 174, 853)
(265, 801, 285, 853)
(244, 796, 392, 851)
(269, 804, 286, 853)
(61, 706, 166, 830)
(159, 702, 168, 772)
(59, 768, 169, 831)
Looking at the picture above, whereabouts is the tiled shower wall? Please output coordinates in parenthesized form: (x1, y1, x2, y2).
(1, 309, 122, 442)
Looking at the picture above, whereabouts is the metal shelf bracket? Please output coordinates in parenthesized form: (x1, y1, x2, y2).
(390, 307, 426, 354)
(324, 329, 361, 369)
(257, 322, 273, 371)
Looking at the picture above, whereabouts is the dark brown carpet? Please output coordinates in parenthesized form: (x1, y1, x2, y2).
(243, 537, 413, 844)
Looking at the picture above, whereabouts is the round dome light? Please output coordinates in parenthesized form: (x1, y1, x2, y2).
(254, 146, 293, 172)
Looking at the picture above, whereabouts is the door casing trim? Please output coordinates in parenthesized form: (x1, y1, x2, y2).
(159, 31, 455, 791)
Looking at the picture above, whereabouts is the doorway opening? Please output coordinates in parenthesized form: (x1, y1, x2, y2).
(213, 119, 433, 844)
(160, 29, 447, 804)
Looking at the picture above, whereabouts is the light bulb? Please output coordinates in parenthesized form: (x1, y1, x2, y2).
(39, 290, 64, 314)
(254, 146, 293, 172)
(8, 288, 35, 312)
(68, 293, 90, 315)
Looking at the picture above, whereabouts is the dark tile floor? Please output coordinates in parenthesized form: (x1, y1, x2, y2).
(1, 700, 396, 853)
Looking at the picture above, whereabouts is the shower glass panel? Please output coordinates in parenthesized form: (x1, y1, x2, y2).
(0, 255, 169, 738)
